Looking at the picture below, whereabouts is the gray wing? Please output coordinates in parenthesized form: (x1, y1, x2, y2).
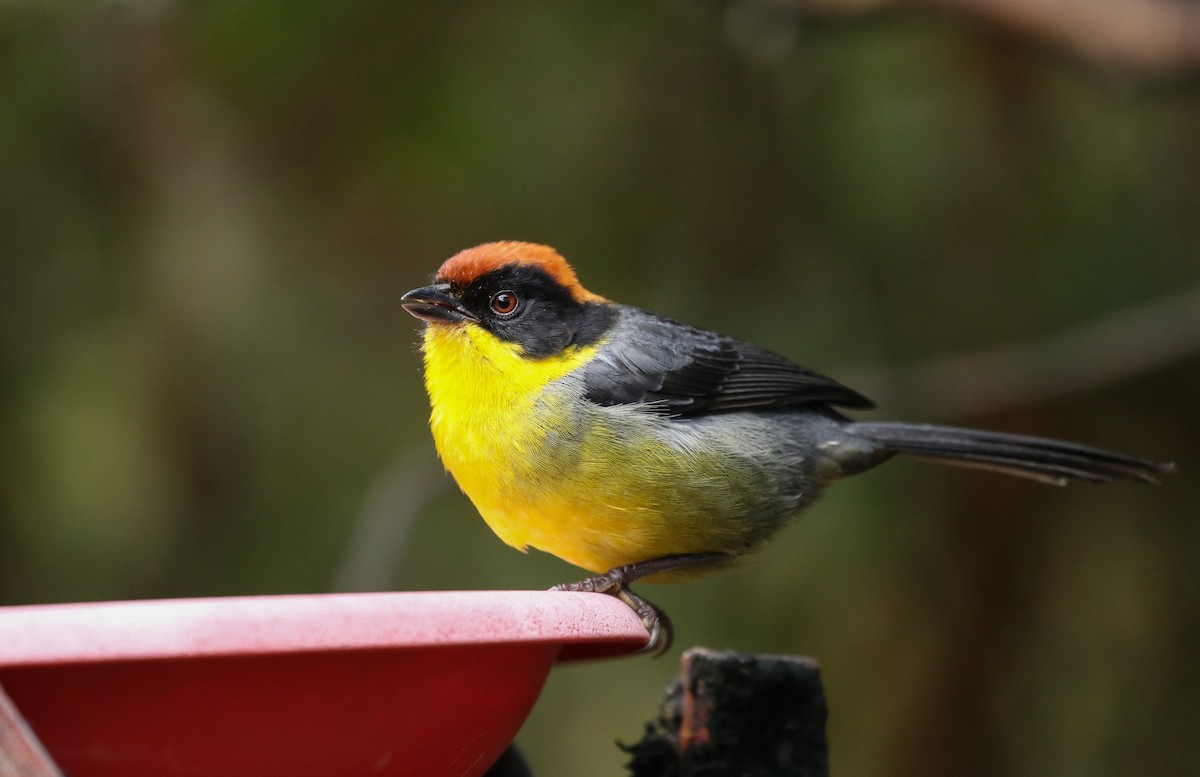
(577, 307, 874, 417)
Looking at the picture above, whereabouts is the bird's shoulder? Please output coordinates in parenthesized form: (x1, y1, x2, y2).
(574, 305, 873, 416)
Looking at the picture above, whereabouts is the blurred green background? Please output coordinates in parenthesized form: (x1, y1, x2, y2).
(1, 2, 1198, 775)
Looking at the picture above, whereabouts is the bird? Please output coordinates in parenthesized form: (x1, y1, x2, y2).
(400, 241, 1174, 652)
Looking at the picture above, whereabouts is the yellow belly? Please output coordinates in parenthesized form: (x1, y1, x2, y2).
(421, 323, 772, 575)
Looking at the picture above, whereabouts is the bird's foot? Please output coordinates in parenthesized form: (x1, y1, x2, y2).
(551, 552, 729, 656)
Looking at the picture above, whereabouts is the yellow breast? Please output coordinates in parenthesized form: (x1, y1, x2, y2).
(420, 323, 601, 551)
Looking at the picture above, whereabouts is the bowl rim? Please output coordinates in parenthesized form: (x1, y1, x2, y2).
(0, 590, 649, 667)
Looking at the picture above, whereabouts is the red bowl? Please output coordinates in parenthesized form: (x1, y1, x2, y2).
(0, 591, 648, 777)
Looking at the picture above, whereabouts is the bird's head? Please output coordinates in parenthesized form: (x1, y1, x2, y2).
(402, 242, 615, 359)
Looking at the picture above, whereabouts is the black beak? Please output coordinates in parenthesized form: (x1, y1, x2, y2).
(401, 282, 476, 324)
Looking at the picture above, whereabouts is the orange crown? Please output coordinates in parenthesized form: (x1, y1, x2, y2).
(436, 242, 606, 304)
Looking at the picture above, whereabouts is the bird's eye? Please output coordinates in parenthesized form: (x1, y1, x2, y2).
(490, 291, 519, 317)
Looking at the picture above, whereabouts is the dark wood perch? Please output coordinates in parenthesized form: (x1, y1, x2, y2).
(625, 647, 829, 777)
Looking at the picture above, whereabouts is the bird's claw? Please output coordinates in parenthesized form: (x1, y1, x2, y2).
(617, 587, 673, 656)
(551, 553, 728, 657)
(551, 573, 673, 656)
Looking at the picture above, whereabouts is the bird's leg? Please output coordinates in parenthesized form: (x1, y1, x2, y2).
(550, 552, 729, 655)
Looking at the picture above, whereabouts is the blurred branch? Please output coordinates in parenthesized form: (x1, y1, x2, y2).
(766, 0, 1200, 74)
(851, 285, 1200, 419)
(331, 448, 448, 593)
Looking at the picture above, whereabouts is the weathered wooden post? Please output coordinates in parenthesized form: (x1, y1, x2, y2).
(625, 647, 828, 777)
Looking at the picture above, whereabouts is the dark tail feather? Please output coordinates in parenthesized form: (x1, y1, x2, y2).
(850, 421, 1174, 486)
